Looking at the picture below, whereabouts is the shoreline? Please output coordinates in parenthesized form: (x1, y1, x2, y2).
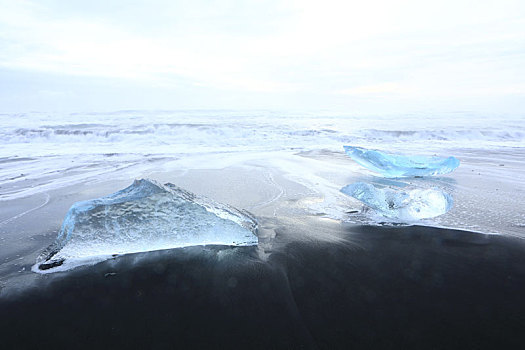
(1, 149, 524, 285)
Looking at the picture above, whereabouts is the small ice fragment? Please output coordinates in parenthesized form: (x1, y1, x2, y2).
(33, 179, 258, 273)
(343, 146, 459, 177)
(341, 182, 453, 221)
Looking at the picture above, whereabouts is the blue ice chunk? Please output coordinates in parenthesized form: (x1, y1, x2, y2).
(33, 179, 258, 273)
(341, 182, 453, 221)
(343, 146, 460, 177)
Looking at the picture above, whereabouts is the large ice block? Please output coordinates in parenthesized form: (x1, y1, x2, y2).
(341, 182, 453, 221)
(343, 146, 460, 177)
(33, 179, 258, 273)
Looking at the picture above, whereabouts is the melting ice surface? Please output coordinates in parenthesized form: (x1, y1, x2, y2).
(341, 182, 453, 221)
(33, 179, 258, 273)
(343, 146, 460, 177)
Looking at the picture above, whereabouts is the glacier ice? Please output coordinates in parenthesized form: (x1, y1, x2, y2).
(33, 179, 258, 273)
(341, 182, 453, 221)
(343, 146, 460, 177)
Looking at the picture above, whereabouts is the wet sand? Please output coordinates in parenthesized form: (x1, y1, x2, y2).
(2, 222, 525, 349)
(1, 160, 525, 349)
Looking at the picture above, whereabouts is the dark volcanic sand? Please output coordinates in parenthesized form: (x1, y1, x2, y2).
(2, 224, 525, 349)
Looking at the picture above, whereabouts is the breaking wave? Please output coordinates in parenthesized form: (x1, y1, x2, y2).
(360, 129, 525, 142)
(3, 121, 524, 151)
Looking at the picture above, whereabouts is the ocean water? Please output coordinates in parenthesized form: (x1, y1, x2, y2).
(1, 110, 524, 238)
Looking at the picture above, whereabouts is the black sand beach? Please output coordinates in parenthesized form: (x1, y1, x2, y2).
(1, 159, 525, 349)
(2, 221, 525, 349)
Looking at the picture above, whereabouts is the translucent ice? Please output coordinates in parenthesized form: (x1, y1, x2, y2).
(343, 146, 460, 177)
(341, 182, 453, 221)
(33, 179, 258, 273)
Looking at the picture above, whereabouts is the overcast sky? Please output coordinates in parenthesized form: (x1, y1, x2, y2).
(1, 0, 524, 114)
